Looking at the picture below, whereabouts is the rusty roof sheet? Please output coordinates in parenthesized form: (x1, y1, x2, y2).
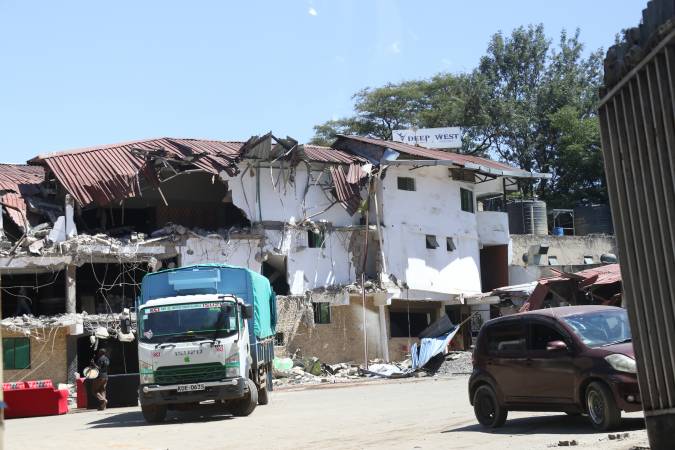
(303, 145, 367, 165)
(28, 137, 370, 208)
(29, 138, 244, 207)
(334, 135, 532, 174)
(330, 165, 362, 215)
(0, 164, 45, 230)
(545, 264, 622, 287)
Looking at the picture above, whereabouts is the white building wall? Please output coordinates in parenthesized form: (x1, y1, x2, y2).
(378, 166, 482, 297)
(263, 228, 356, 295)
(179, 236, 262, 272)
(229, 164, 358, 227)
(476, 211, 510, 246)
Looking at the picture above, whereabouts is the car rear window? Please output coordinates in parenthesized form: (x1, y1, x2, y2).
(486, 322, 526, 354)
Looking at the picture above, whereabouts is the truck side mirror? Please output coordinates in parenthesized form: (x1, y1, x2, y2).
(546, 340, 568, 352)
(242, 304, 254, 319)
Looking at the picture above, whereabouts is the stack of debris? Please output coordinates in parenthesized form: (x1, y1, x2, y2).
(0, 312, 135, 339)
(271, 354, 422, 387)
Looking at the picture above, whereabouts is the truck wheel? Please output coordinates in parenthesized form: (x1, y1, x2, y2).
(258, 384, 270, 405)
(586, 382, 621, 430)
(473, 385, 507, 428)
(231, 379, 258, 416)
(141, 404, 167, 423)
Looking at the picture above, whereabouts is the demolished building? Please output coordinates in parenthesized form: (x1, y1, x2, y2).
(0, 133, 549, 384)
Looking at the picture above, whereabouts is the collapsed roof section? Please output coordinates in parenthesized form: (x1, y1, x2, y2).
(332, 135, 551, 180)
(238, 133, 370, 215)
(520, 264, 622, 312)
(0, 164, 45, 230)
(9, 134, 372, 227)
(28, 138, 244, 207)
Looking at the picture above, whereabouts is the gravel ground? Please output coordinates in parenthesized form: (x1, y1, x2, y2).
(425, 351, 474, 375)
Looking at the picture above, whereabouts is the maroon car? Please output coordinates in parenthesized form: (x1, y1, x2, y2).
(468, 305, 640, 430)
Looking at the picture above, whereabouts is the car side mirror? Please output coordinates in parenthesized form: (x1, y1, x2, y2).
(242, 304, 254, 319)
(546, 340, 568, 352)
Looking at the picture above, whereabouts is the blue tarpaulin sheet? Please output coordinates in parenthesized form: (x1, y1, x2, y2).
(411, 326, 460, 370)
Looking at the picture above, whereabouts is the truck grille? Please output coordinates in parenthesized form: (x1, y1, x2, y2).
(154, 363, 227, 385)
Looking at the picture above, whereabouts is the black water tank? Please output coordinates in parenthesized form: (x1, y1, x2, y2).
(574, 204, 614, 235)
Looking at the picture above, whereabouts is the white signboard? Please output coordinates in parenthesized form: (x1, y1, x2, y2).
(392, 127, 462, 149)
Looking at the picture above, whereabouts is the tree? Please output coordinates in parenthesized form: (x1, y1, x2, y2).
(312, 24, 607, 205)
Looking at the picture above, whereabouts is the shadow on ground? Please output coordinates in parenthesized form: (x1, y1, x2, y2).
(87, 405, 234, 429)
(442, 414, 646, 435)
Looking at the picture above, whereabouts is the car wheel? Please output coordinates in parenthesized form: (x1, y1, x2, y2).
(586, 381, 621, 430)
(257, 384, 270, 405)
(230, 379, 259, 417)
(473, 385, 507, 428)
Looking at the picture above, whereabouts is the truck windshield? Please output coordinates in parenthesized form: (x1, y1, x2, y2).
(562, 309, 631, 348)
(139, 301, 238, 343)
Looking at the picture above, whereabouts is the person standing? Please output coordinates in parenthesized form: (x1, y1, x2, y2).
(90, 349, 110, 410)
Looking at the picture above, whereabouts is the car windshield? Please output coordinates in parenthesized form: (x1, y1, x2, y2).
(562, 309, 631, 348)
(139, 301, 238, 343)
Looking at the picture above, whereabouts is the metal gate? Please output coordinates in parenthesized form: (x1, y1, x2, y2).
(599, 15, 675, 448)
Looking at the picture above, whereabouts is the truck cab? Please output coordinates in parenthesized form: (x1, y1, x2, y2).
(136, 265, 276, 423)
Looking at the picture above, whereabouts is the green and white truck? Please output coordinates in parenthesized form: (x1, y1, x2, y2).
(136, 264, 276, 423)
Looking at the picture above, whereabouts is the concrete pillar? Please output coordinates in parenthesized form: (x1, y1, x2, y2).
(66, 265, 76, 314)
(378, 305, 389, 363)
(66, 335, 78, 384)
(64, 194, 77, 239)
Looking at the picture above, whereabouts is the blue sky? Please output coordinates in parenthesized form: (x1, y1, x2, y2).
(0, 1, 646, 163)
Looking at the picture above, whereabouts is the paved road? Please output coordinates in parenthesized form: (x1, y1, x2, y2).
(6, 376, 648, 450)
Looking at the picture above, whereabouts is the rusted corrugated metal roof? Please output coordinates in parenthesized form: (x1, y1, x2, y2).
(330, 165, 362, 215)
(521, 264, 622, 312)
(0, 164, 45, 229)
(29, 138, 244, 207)
(545, 264, 622, 287)
(303, 145, 367, 165)
(334, 135, 532, 174)
(28, 137, 370, 208)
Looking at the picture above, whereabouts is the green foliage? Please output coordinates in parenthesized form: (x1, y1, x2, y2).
(311, 24, 607, 206)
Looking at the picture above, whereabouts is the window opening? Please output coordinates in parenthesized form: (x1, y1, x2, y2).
(313, 303, 331, 324)
(3, 337, 30, 370)
(274, 332, 285, 346)
(548, 255, 558, 265)
(426, 235, 439, 249)
(308, 229, 326, 249)
(397, 177, 416, 191)
(446, 237, 456, 251)
(460, 188, 474, 213)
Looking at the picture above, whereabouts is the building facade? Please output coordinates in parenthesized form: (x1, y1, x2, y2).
(0, 133, 547, 383)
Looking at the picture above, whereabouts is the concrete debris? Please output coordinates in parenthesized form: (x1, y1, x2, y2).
(272, 354, 466, 387)
(0, 312, 136, 339)
(424, 352, 474, 375)
(557, 440, 578, 447)
(608, 433, 630, 441)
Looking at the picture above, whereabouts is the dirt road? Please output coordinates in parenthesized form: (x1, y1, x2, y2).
(5, 376, 648, 450)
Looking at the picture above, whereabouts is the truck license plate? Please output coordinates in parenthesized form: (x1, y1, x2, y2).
(177, 383, 205, 392)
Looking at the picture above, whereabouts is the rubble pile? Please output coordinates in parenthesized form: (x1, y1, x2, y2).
(0, 312, 136, 337)
(424, 351, 474, 375)
(272, 355, 419, 387)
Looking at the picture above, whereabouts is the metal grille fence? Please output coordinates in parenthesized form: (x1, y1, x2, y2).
(599, 26, 675, 448)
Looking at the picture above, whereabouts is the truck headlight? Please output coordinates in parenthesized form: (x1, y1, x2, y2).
(605, 354, 637, 374)
(140, 361, 155, 384)
(225, 353, 240, 378)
